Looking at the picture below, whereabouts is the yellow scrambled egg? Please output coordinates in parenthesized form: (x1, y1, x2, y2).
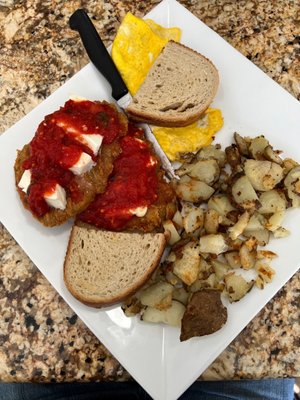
(112, 13, 223, 159)
(112, 13, 181, 95)
(152, 109, 224, 161)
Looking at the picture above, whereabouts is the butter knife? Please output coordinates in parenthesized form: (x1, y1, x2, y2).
(69, 9, 177, 179)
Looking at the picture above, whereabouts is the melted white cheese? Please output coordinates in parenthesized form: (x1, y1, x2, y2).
(44, 184, 67, 210)
(69, 152, 96, 175)
(129, 206, 148, 217)
(78, 134, 103, 156)
(18, 170, 31, 193)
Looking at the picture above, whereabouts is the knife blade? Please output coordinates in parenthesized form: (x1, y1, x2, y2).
(69, 9, 178, 180)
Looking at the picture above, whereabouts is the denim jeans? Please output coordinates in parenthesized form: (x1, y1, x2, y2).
(0, 379, 295, 400)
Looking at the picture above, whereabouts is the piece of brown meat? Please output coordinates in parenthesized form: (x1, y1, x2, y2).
(180, 289, 227, 341)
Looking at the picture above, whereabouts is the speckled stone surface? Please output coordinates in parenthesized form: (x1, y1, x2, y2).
(0, 0, 299, 383)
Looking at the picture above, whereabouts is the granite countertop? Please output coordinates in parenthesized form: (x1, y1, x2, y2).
(0, 0, 299, 384)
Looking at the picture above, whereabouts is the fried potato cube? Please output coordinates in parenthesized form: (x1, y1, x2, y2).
(173, 243, 201, 285)
(163, 219, 181, 245)
(228, 211, 250, 240)
(244, 159, 283, 192)
(174, 176, 214, 202)
(172, 287, 190, 305)
(273, 227, 290, 238)
(141, 300, 186, 327)
(232, 175, 259, 210)
(204, 209, 220, 234)
(182, 205, 204, 233)
(239, 243, 256, 270)
(199, 234, 228, 255)
(258, 189, 287, 214)
(255, 261, 275, 284)
(224, 272, 254, 302)
(265, 211, 285, 232)
(188, 159, 220, 185)
(224, 251, 242, 269)
(211, 260, 230, 281)
(172, 209, 183, 228)
(139, 281, 174, 310)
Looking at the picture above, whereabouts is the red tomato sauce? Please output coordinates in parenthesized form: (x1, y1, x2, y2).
(78, 124, 159, 230)
(22, 100, 123, 217)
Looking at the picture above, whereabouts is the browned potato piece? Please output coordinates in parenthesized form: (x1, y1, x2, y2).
(228, 211, 250, 240)
(225, 144, 242, 171)
(197, 145, 226, 167)
(211, 260, 230, 281)
(273, 227, 290, 238)
(188, 159, 220, 184)
(255, 261, 275, 283)
(174, 176, 215, 202)
(142, 300, 186, 327)
(163, 220, 181, 245)
(232, 175, 260, 210)
(258, 190, 287, 214)
(182, 204, 204, 233)
(248, 135, 269, 159)
(165, 269, 182, 286)
(172, 287, 190, 305)
(189, 273, 217, 292)
(239, 243, 256, 270)
(172, 210, 183, 229)
(122, 296, 143, 317)
(224, 251, 242, 269)
(173, 242, 201, 285)
(284, 166, 300, 207)
(198, 256, 214, 280)
(208, 194, 235, 225)
(224, 273, 254, 302)
(256, 250, 277, 260)
(265, 211, 285, 232)
(264, 145, 283, 165)
(282, 158, 299, 175)
(139, 281, 174, 310)
(244, 228, 270, 246)
(244, 159, 283, 191)
(199, 234, 228, 255)
(204, 209, 220, 234)
(180, 289, 228, 341)
(175, 163, 194, 177)
(243, 213, 270, 245)
(234, 132, 249, 156)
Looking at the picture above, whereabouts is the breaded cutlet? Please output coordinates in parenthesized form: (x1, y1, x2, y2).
(14, 101, 128, 227)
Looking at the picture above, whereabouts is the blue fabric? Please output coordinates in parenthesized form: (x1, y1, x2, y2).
(0, 379, 295, 400)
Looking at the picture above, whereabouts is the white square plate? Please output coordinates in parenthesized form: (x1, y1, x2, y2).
(0, 1, 300, 399)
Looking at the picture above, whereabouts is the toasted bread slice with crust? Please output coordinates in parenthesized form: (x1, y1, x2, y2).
(63, 224, 167, 307)
(126, 41, 219, 127)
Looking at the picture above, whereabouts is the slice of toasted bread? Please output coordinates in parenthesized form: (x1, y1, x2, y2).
(126, 41, 219, 127)
(63, 224, 166, 307)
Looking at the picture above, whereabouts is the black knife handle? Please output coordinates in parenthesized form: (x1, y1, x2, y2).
(69, 9, 128, 101)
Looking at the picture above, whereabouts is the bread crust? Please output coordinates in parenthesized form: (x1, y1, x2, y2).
(63, 225, 167, 307)
(127, 105, 211, 127)
(126, 41, 219, 127)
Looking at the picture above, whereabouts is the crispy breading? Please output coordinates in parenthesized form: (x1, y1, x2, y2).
(124, 173, 177, 232)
